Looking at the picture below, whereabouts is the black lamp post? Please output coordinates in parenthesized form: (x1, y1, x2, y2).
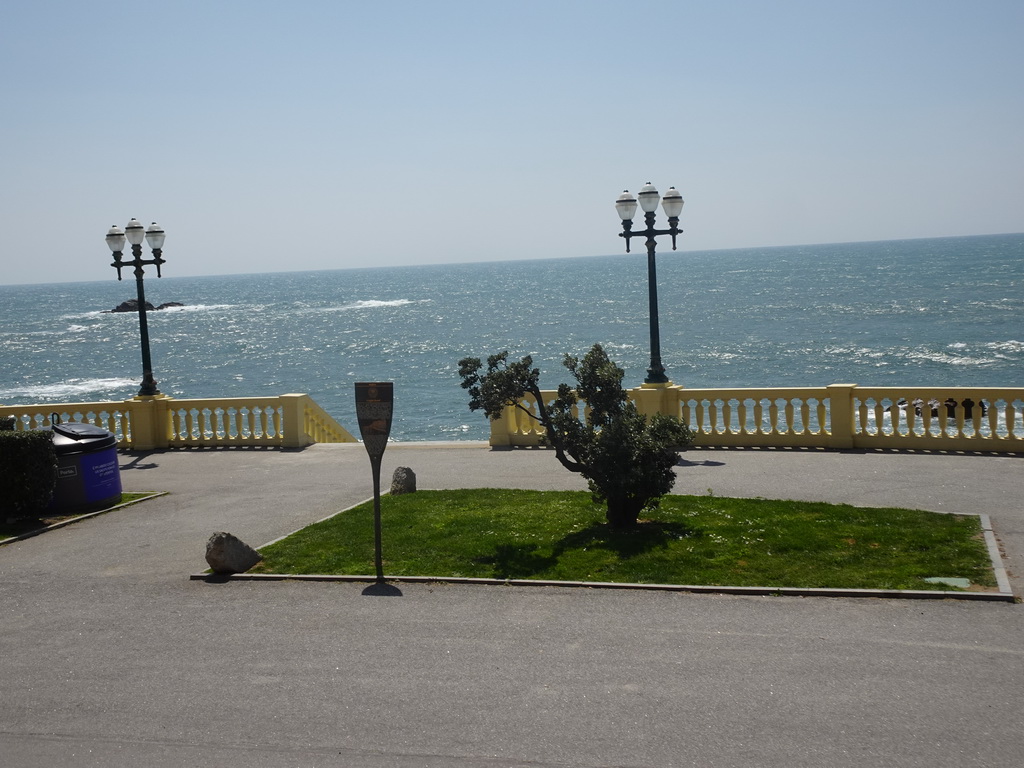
(616, 182, 684, 385)
(105, 219, 166, 397)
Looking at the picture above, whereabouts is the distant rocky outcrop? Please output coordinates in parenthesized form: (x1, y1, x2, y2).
(110, 299, 184, 312)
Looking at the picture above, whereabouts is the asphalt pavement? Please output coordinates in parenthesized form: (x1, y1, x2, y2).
(0, 443, 1021, 767)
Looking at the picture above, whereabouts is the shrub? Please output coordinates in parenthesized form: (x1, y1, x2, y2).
(0, 430, 57, 519)
(459, 343, 693, 528)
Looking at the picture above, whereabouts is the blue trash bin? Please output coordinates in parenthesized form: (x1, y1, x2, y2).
(49, 422, 122, 512)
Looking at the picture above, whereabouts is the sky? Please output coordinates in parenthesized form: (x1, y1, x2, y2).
(2, 0, 1022, 285)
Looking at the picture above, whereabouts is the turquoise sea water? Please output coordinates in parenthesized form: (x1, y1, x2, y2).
(1, 233, 1022, 441)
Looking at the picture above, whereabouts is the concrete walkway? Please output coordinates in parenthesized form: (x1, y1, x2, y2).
(0, 444, 1021, 767)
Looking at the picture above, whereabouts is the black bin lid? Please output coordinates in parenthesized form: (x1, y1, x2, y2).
(52, 422, 118, 455)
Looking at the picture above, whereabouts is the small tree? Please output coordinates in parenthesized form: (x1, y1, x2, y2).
(459, 343, 693, 528)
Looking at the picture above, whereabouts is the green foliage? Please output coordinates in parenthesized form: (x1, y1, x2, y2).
(459, 344, 693, 528)
(0, 430, 57, 519)
(253, 489, 997, 592)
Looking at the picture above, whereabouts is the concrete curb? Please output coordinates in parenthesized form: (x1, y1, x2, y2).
(0, 491, 168, 547)
(190, 571, 1016, 602)
(980, 513, 1014, 596)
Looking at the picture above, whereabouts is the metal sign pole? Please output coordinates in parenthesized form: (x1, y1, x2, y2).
(354, 382, 394, 583)
(369, 454, 384, 581)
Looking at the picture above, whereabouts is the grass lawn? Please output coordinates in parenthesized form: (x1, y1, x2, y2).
(0, 492, 162, 542)
(251, 489, 997, 591)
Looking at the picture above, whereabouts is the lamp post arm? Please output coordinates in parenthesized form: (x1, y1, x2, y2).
(619, 224, 684, 253)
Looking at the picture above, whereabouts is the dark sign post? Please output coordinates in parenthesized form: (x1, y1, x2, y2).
(355, 382, 394, 582)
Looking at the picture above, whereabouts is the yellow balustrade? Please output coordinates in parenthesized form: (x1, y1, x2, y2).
(0, 393, 355, 449)
(678, 386, 836, 448)
(849, 386, 1020, 451)
(490, 384, 1024, 453)
(5, 385, 1021, 453)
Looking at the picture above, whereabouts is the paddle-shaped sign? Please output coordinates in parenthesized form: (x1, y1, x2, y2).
(355, 382, 394, 582)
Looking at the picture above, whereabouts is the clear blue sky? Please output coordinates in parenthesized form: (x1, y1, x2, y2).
(2, 0, 1022, 285)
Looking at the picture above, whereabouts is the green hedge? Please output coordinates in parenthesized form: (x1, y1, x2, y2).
(0, 431, 57, 519)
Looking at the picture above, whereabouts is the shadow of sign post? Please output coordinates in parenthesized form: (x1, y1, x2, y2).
(355, 382, 394, 583)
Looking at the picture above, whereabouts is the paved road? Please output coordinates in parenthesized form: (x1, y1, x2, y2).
(0, 444, 1021, 767)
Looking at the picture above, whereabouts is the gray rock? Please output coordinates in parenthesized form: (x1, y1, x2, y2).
(110, 299, 184, 312)
(112, 299, 154, 313)
(390, 466, 416, 495)
(205, 531, 262, 574)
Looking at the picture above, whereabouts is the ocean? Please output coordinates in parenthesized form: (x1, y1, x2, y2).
(1, 233, 1022, 442)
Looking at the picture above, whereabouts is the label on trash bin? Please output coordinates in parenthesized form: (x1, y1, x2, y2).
(83, 451, 121, 501)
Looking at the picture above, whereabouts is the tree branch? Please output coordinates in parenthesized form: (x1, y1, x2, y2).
(527, 381, 583, 474)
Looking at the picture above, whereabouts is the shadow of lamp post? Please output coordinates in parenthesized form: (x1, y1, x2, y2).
(615, 183, 684, 385)
(105, 219, 166, 397)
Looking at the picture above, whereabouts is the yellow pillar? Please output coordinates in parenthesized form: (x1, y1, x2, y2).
(280, 393, 313, 449)
(486, 405, 515, 447)
(127, 395, 172, 450)
(827, 384, 857, 449)
(631, 382, 683, 420)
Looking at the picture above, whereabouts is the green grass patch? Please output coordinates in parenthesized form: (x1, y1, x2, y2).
(252, 489, 997, 591)
(0, 492, 162, 542)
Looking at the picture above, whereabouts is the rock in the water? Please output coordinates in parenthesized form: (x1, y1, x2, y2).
(390, 466, 417, 495)
(111, 299, 184, 312)
(112, 299, 154, 313)
(205, 531, 262, 574)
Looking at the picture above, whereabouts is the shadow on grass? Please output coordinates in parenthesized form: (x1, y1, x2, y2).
(474, 520, 697, 580)
(475, 543, 559, 579)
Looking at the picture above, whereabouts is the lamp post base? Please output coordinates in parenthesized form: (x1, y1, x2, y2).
(130, 393, 171, 401)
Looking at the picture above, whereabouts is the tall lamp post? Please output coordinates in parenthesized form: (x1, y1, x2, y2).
(616, 182, 684, 385)
(105, 219, 166, 397)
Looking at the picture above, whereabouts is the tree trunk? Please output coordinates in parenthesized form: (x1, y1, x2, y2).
(604, 495, 644, 529)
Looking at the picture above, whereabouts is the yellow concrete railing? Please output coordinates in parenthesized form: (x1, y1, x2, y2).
(489, 384, 1024, 453)
(0, 393, 356, 450)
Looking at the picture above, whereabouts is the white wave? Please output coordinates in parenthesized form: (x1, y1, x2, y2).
(322, 299, 422, 311)
(66, 324, 91, 332)
(824, 346, 886, 359)
(984, 340, 1024, 354)
(66, 304, 237, 318)
(905, 350, 998, 367)
(0, 377, 138, 401)
(61, 310, 108, 320)
(158, 303, 236, 312)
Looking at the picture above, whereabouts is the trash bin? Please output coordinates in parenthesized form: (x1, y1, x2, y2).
(49, 422, 123, 512)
